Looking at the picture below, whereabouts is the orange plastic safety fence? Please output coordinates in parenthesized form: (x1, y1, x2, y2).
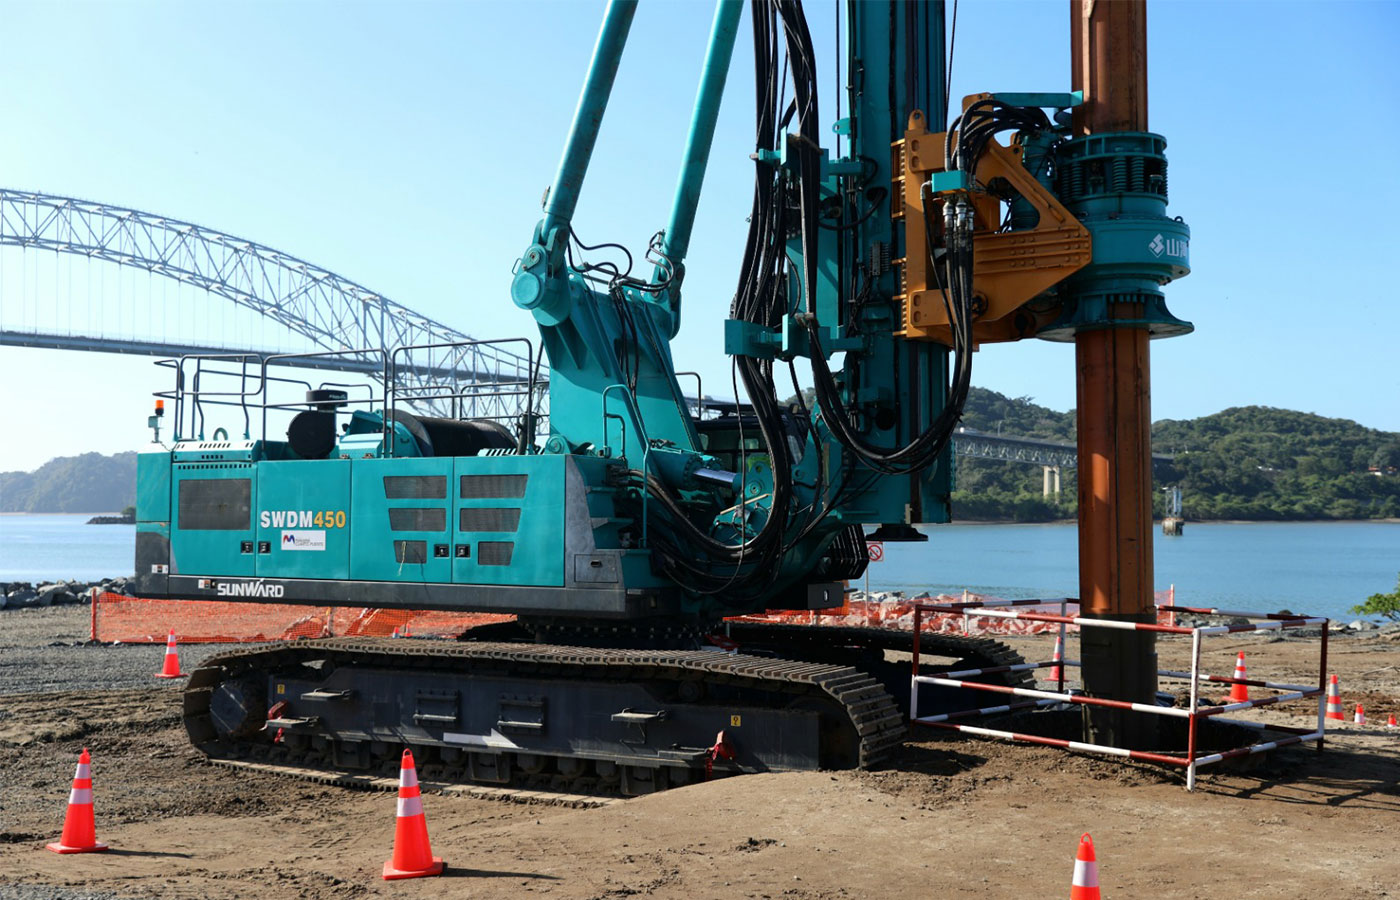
(91, 592, 513, 644)
(95, 586, 1177, 644)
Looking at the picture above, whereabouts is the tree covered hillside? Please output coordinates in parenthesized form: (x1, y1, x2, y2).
(959, 387, 1076, 442)
(1154, 407, 1400, 520)
(952, 388, 1078, 521)
(954, 389, 1400, 521)
(0, 452, 137, 513)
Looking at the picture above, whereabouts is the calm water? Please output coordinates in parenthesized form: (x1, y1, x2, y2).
(868, 521, 1399, 622)
(0, 514, 135, 584)
(1, 515, 1395, 622)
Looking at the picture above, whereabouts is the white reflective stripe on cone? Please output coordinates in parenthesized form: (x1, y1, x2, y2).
(397, 795, 423, 818)
(399, 766, 418, 789)
(69, 788, 93, 805)
(1073, 860, 1098, 888)
(75, 764, 91, 779)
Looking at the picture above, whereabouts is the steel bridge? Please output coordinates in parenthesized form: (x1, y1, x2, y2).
(0, 189, 537, 419)
(953, 428, 1174, 471)
(954, 430, 1080, 469)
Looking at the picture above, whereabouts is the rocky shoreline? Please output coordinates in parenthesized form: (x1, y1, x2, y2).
(1, 576, 134, 610)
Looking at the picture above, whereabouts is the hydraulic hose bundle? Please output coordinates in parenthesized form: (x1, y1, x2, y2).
(806, 85, 1054, 475)
(622, 0, 824, 601)
(728, 0, 976, 478)
(628, 0, 805, 601)
(609, 1, 1059, 598)
(809, 105, 1053, 475)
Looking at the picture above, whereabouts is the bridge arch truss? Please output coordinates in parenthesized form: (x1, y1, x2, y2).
(0, 189, 540, 420)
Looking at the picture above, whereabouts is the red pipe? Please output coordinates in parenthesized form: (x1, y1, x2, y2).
(924, 722, 1190, 768)
(925, 677, 1149, 713)
(911, 607, 923, 675)
(1199, 733, 1318, 764)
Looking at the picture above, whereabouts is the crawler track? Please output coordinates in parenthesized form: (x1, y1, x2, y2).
(181, 626, 1029, 795)
(183, 637, 906, 794)
(724, 621, 1037, 719)
(726, 621, 1037, 686)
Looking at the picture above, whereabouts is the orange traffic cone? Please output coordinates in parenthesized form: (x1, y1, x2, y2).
(1354, 704, 1366, 725)
(1387, 714, 1397, 729)
(1228, 652, 1250, 702)
(1325, 674, 1344, 721)
(1048, 634, 1064, 685)
(154, 629, 185, 679)
(47, 748, 108, 854)
(383, 749, 444, 880)
(1070, 832, 1100, 900)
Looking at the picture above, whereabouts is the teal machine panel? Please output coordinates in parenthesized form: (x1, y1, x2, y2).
(136, 449, 171, 526)
(349, 457, 455, 583)
(134, 448, 173, 588)
(452, 455, 565, 587)
(169, 463, 256, 577)
(254, 460, 351, 580)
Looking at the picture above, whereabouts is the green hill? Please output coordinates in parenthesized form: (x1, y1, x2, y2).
(1154, 407, 1400, 520)
(0, 452, 138, 513)
(952, 389, 1077, 521)
(960, 388, 1077, 443)
(954, 389, 1400, 521)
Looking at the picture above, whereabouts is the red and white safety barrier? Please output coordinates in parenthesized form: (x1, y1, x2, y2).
(909, 601, 1330, 791)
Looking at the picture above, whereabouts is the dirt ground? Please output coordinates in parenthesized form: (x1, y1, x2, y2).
(1, 606, 1397, 899)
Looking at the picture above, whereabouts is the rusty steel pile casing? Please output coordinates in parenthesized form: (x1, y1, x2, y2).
(1070, 0, 1161, 750)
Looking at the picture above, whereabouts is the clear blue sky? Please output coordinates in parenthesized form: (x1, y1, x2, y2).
(1, 0, 1397, 473)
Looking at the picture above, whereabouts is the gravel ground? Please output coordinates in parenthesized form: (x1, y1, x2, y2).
(2, 605, 1398, 899)
(0, 609, 162, 900)
(0, 607, 242, 697)
(0, 889, 126, 900)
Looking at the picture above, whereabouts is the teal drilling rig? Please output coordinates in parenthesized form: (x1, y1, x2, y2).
(134, 0, 1189, 790)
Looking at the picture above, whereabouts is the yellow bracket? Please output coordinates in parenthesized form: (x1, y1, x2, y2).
(892, 102, 1091, 346)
